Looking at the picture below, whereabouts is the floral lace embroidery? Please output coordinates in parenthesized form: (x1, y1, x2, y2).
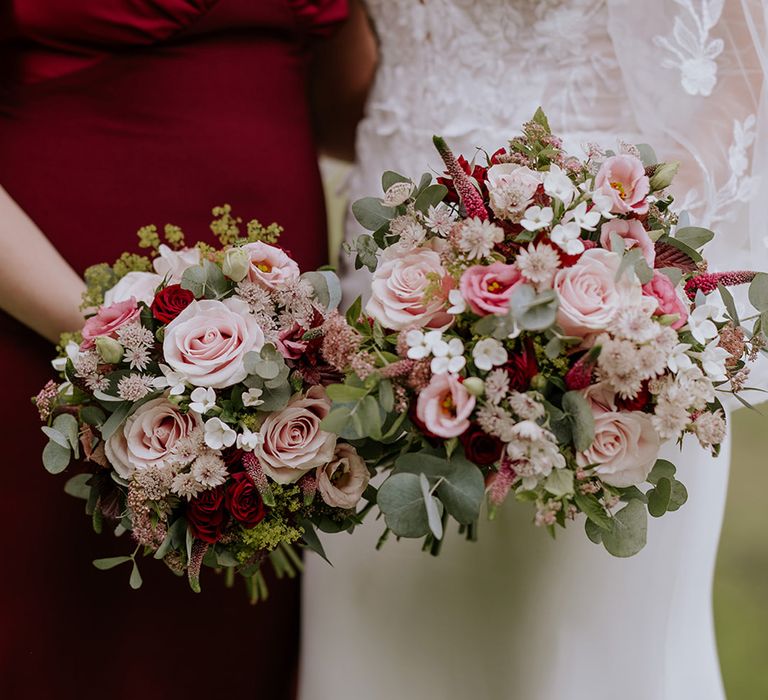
(653, 0, 724, 97)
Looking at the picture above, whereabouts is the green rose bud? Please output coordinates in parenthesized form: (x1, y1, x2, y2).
(648, 161, 680, 192)
(462, 377, 485, 396)
(222, 247, 250, 282)
(94, 336, 124, 364)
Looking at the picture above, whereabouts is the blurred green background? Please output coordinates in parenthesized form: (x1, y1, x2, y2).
(320, 160, 768, 699)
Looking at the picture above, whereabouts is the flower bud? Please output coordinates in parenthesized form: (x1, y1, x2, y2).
(530, 373, 548, 391)
(462, 376, 485, 396)
(648, 161, 680, 191)
(95, 336, 124, 364)
(222, 247, 250, 282)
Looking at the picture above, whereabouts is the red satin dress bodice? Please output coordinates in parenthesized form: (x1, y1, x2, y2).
(0, 2, 346, 699)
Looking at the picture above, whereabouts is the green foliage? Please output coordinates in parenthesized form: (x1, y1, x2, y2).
(302, 270, 342, 311)
(544, 469, 574, 497)
(748, 272, 768, 312)
(180, 259, 231, 300)
(601, 500, 648, 557)
(377, 472, 432, 538)
(509, 284, 559, 331)
(675, 226, 714, 249)
(414, 184, 448, 214)
(562, 391, 595, 452)
(353, 234, 379, 272)
(351, 197, 396, 231)
(381, 171, 411, 191)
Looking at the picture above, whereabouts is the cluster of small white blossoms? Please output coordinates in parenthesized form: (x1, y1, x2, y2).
(405, 330, 510, 374)
(72, 348, 110, 393)
(116, 322, 154, 370)
(452, 217, 504, 261)
(235, 277, 316, 342)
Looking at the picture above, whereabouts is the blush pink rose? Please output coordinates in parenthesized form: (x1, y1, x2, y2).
(104, 271, 162, 306)
(241, 241, 300, 290)
(459, 262, 524, 316)
(316, 442, 370, 509)
(599, 218, 655, 266)
(366, 246, 453, 331)
(594, 154, 650, 215)
(554, 249, 642, 337)
(416, 373, 476, 439)
(104, 397, 202, 479)
(255, 386, 337, 484)
(577, 407, 660, 487)
(81, 297, 141, 348)
(643, 271, 689, 329)
(162, 297, 265, 388)
(152, 244, 201, 283)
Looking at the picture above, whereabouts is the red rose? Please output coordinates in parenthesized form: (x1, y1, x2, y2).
(460, 425, 503, 466)
(151, 284, 195, 324)
(557, 239, 597, 268)
(616, 383, 652, 412)
(187, 486, 227, 543)
(504, 341, 539, 392)
(225, 472, 266, 528)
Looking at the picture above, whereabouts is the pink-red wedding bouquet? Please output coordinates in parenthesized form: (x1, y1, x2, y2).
(35, 207, 371, 598)
(329, 109, 768, 556)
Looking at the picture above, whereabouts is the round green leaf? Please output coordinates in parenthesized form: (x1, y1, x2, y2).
(42, 439, 71, 474)
(602, 500, 648, 557)
(377, 473, 431, 538)
(647, 477, 672, 517)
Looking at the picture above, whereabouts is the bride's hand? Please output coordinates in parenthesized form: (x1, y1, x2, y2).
(0, 186, 86, 343)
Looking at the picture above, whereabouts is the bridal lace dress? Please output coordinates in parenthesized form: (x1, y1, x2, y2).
(301, 2, 767, 699)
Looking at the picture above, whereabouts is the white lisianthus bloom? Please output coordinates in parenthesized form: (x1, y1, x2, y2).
(686, 304, 722, 344)
(472, 338, 508, 371)
(668, 343, 693, 373)
(152, 363, 186, 396)
(590, 190, 617, 219)
(189, 387, 217, 415)
(430, 337, 466, 374)
(520, 205, 554, 232)
(204, 417, 237, 450)
(543, 164, 577, 206)
(406, 329, 443, 360)
(695, 338, 731, 381)
(237, 426, 263, 452)
(242, 387, 264, 407)
(447, 289, 467, 315)
(564, 200, 601, 231)
(52, 341, 82, 372)
(550, 221, 584, 255)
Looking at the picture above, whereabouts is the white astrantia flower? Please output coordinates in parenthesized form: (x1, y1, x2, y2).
(520, 205, 554, 232)
(695, 338, 731, 381)
(430, 337, 466, 374)
(550, 221, 584, 255)
(447, 289, 467, 315)
(564, 200, 601, 231)
(456, 218, 504, 260)
(382, 181, 414, 207)
(543, 164, 577, 206)
(686, 304, 722, 344)
(189, 387, 217, 415)
(51, 341, 81, 372)
(516, 242, 561, 288)
(406, 329, 443, 360)
(204, 417, 237, 450)
(237, 425, 263, 452)
(668, 343, 694, 374)
(472, 338, 508, 371)
(425, 205, 455, 237)
(152, 363, 186, 396)
(242, 387, 264, 407)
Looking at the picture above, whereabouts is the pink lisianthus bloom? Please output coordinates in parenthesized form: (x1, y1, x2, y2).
(276, 322, 309, 360)
(599, 218, 656, 266)
(81, 297, 141, 348)
(643, 271, 689, 329)
(459, 262, 524, 316)
(594, 154, 650, 215)
(241, 241, 300, 290)
(316, 443, 370, 509)
(416, 373, 475, 438)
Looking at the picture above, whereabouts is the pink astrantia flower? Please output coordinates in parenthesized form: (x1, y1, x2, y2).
(81, 297, 141, 348)
(416, 373, 475, 438)
(241, 241, 300, 290)
(643, 271, 689, 329)
(459, 262, 524, 316)
(600, 218, 656, 266)
(594, 154, 650, 215)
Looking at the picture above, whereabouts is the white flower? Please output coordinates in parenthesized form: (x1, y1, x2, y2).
(695, 338, 731, 381)
(242, 387, 265, 407)
(152, 364, 186, 396)
(430, 337, 466, 374)
(447, 289, 467, 315)
(237, 426, 263, 452)
(406, 329, 443, 360)
(389, 215, 426, 249)
(543, 164, 577, 206)
(189, 387, 217, 415)
(52, 341, 81, 372)
(425, 205, 455, 236)
(520, 205, 554, 232)
(472, 338, 508, 371)
(590, 190, 616, 219)
(484, 369, 510, 404)
(382, 181, 414, 207)
(668, 343, 693, 374)
(550, 222, 584, 255)
(455, 218, 504, 260)
(516, 242, 561, 287)
(686, 304, 722, 344)
(203, 417, 237, 450)
(564, 200, 601, 232)
(190, 452, 228, 488)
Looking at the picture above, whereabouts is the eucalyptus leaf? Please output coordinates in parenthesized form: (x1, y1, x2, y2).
(64, 474, 92, 500)
(602, 500, 647, 557)
(667, 479, 688, 512)
(377, 473, 431, 538)
(675, 226, 714, 249)
(354, 234, 380, 272)
(80, 405, 106, 426)
(748, 272, 768, 312)
(378, 379, 395, 413)
(647, 477, 672, 517)
(382, 171, 411, 192)
(100, 402, 132, 441)
(129, 561, 143, 589)
(42, 439, 71, 474)
(509, 284, 558, 331)
(420, 473, 444, 540)
(585, 518, 604, 544)
(93, 556, 132, 571)
(325, 384, 369, 403)
(544, 468, 574, 497)
(719, 284, 740, 324)
(53, 413, 80, 453)
(320, 407, 353, 434)
(562, 391, 595, 452)
(636, 143, 658, 167)
(41, 426, 69, 449)
(647, 459, 676, 485)
(414, 184, 448, 214)
(302, 270, 342, 312)
(351, 197, 396, 231)
(574, 491, 612, 529)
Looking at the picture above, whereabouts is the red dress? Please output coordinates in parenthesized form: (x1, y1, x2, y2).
(0, 2, 346, 698)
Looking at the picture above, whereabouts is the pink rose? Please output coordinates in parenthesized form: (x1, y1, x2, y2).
(599, 218, 655, 266)
(577, 407, 660, 487)
(594, 154, 650, 215)
(255, 386, 337, 484)
(241, 241, 300, 290)
(152, 244, 201, 283)
(554, 249, 642, 337)
(162, 297, 265, 388)
(459, 262, 524, 316)
(104, 271, 163, 306)
(104, 397, 201, 479)
(643, 271, 689, 329)
(316, 442, 370, 509)
(81, 298, 141, 348)
(416, 373, 475, 439)
(365, 246, 453, 331)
